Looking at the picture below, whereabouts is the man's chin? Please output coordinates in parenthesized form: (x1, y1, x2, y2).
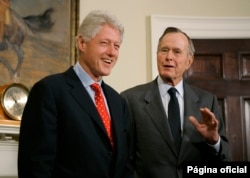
(101, 71, 112, 76)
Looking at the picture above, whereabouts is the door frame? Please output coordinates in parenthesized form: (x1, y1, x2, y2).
(150, 15, 250, 79)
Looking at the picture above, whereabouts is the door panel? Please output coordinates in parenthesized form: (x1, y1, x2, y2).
(185, 39, 250, 161)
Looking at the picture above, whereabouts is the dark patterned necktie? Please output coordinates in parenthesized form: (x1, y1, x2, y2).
(91, 83, 114, 148)
(168, 87, 182, 152)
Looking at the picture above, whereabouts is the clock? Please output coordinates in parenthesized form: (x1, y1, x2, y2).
(0, 83, 29, 121)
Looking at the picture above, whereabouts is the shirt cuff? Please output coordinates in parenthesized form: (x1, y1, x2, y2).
(207, 136, 221, 154)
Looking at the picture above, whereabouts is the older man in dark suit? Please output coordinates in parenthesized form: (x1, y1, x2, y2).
(18, 10, 134, 178)
(121, 27, 230, 178)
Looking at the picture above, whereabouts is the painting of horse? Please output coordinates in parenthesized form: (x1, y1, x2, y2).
(0, 0, 78, 88)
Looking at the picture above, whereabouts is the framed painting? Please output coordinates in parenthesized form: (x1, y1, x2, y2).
(0, 0, 79, 89)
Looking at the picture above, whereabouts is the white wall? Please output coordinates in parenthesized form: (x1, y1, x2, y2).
(79, 0, 250, 92)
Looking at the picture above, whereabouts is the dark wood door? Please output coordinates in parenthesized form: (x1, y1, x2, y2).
(184, 39, 250, 161)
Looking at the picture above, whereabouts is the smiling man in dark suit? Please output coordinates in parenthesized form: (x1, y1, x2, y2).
(18, 10, 134, 178)
(121, 27, 230, 178)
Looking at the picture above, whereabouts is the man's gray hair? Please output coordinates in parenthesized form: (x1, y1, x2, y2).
(157, 27, 195, 56)
(77, 10, 124, 42)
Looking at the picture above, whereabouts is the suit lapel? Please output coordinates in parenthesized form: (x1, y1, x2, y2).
(143, 80, 178, 155)
(65, 68, 108, 136)
(102, 82, 125, 150)
(179, 83, 201, 157)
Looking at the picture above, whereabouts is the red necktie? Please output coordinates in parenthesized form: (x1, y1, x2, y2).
(90, 83, 114, 148)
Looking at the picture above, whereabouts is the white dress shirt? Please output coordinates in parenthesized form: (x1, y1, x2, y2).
(73, 62, 111, 116)
(157, 76, 220, 153)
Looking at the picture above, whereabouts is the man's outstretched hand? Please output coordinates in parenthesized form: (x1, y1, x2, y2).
(189, 108, 219, 145)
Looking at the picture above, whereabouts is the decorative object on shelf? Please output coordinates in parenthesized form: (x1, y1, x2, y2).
(0, 83, 29, 122)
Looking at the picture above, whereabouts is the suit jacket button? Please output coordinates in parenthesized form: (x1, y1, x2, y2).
(221, 154, 226, 160)
(108, 151, 113, 157)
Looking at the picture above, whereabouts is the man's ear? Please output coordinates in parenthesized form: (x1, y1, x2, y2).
(77, 35, 86, 52)
(186, 55, 194, 70)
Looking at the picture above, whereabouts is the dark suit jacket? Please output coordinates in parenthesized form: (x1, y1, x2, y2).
(18, 67, 134, 178)
(121, 78, 230, 178)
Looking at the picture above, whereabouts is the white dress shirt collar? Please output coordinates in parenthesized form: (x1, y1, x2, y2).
(73, 61, 102, 87)
(157, 76, 184, 97)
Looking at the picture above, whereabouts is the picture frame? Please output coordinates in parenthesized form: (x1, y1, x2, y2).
(0, 0, 79, 89)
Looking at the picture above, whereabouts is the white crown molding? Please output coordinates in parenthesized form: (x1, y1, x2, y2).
(150, 15, 250, 79)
